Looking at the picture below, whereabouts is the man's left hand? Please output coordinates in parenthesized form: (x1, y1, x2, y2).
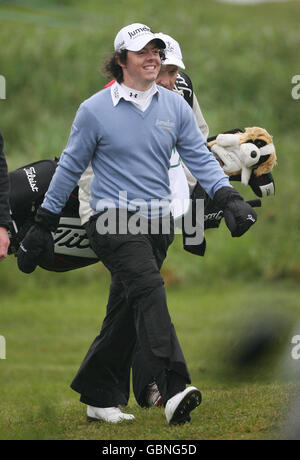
(213, 186, 257, 237)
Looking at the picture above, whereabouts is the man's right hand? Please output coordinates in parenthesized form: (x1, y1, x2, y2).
(17, 206, 60, 273)
(17, 224, 54, 273)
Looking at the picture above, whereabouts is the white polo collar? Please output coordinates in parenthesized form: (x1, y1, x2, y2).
(111, 81, 160, 107)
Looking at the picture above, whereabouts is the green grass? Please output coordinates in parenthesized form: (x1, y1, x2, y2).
(1, 260, 300, 440)
(1, 0, 300, 440)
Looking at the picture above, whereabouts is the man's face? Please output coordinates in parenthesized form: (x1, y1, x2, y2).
(120, 41, 162, 91)
(156, 65, 179, 90)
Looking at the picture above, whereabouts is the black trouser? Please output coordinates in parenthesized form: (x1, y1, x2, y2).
(131, 327, 190, 407)
(70, 211, 191, 408)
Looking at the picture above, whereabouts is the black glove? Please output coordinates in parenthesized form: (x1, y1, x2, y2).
(213, 186, 257, 237)
(17, 207, 60, 273)
(204, 198, 261, 230)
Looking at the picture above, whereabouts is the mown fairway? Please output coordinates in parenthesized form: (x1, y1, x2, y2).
(1, 0, 300, 440)
(1, 260, 300, 440)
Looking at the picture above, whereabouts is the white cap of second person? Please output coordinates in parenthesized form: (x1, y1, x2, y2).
(155, 32, 185, 69)
(114, 23, 166, 52)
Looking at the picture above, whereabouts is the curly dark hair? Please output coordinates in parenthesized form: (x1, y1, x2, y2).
(102, 50, 128, 83)
(102, 45, 166, 84)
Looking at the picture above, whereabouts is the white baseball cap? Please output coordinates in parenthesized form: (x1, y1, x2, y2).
(155, 33, 185, 69)
(114, 23, 166, 52)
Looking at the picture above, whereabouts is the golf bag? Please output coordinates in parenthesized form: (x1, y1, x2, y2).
(8, 158, 99, 272)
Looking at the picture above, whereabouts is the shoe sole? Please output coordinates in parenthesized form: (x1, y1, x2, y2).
(169, 389, 202, 425)
(87, 416, 102, 423)
(87, 416, 135, 423)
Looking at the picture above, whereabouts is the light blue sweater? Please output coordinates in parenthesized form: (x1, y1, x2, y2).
(42, 85, 231, 217)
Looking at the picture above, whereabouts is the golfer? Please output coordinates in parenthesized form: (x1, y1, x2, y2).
(0, 131, 11, 261)
(76, 32, 210, 410)
(18, 23, 257, 425)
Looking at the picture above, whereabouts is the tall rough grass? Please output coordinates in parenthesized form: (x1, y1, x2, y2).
(1, 0, 299, 284)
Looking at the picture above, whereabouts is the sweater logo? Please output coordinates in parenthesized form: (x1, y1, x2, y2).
(156, 119, 175, 131)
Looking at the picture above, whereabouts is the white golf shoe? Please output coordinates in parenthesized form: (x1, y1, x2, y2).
(87, 405, 135, 423)
(165, 386, 202, 425)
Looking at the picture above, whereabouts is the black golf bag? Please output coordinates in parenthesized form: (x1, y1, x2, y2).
(8, 159, 99, 272)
